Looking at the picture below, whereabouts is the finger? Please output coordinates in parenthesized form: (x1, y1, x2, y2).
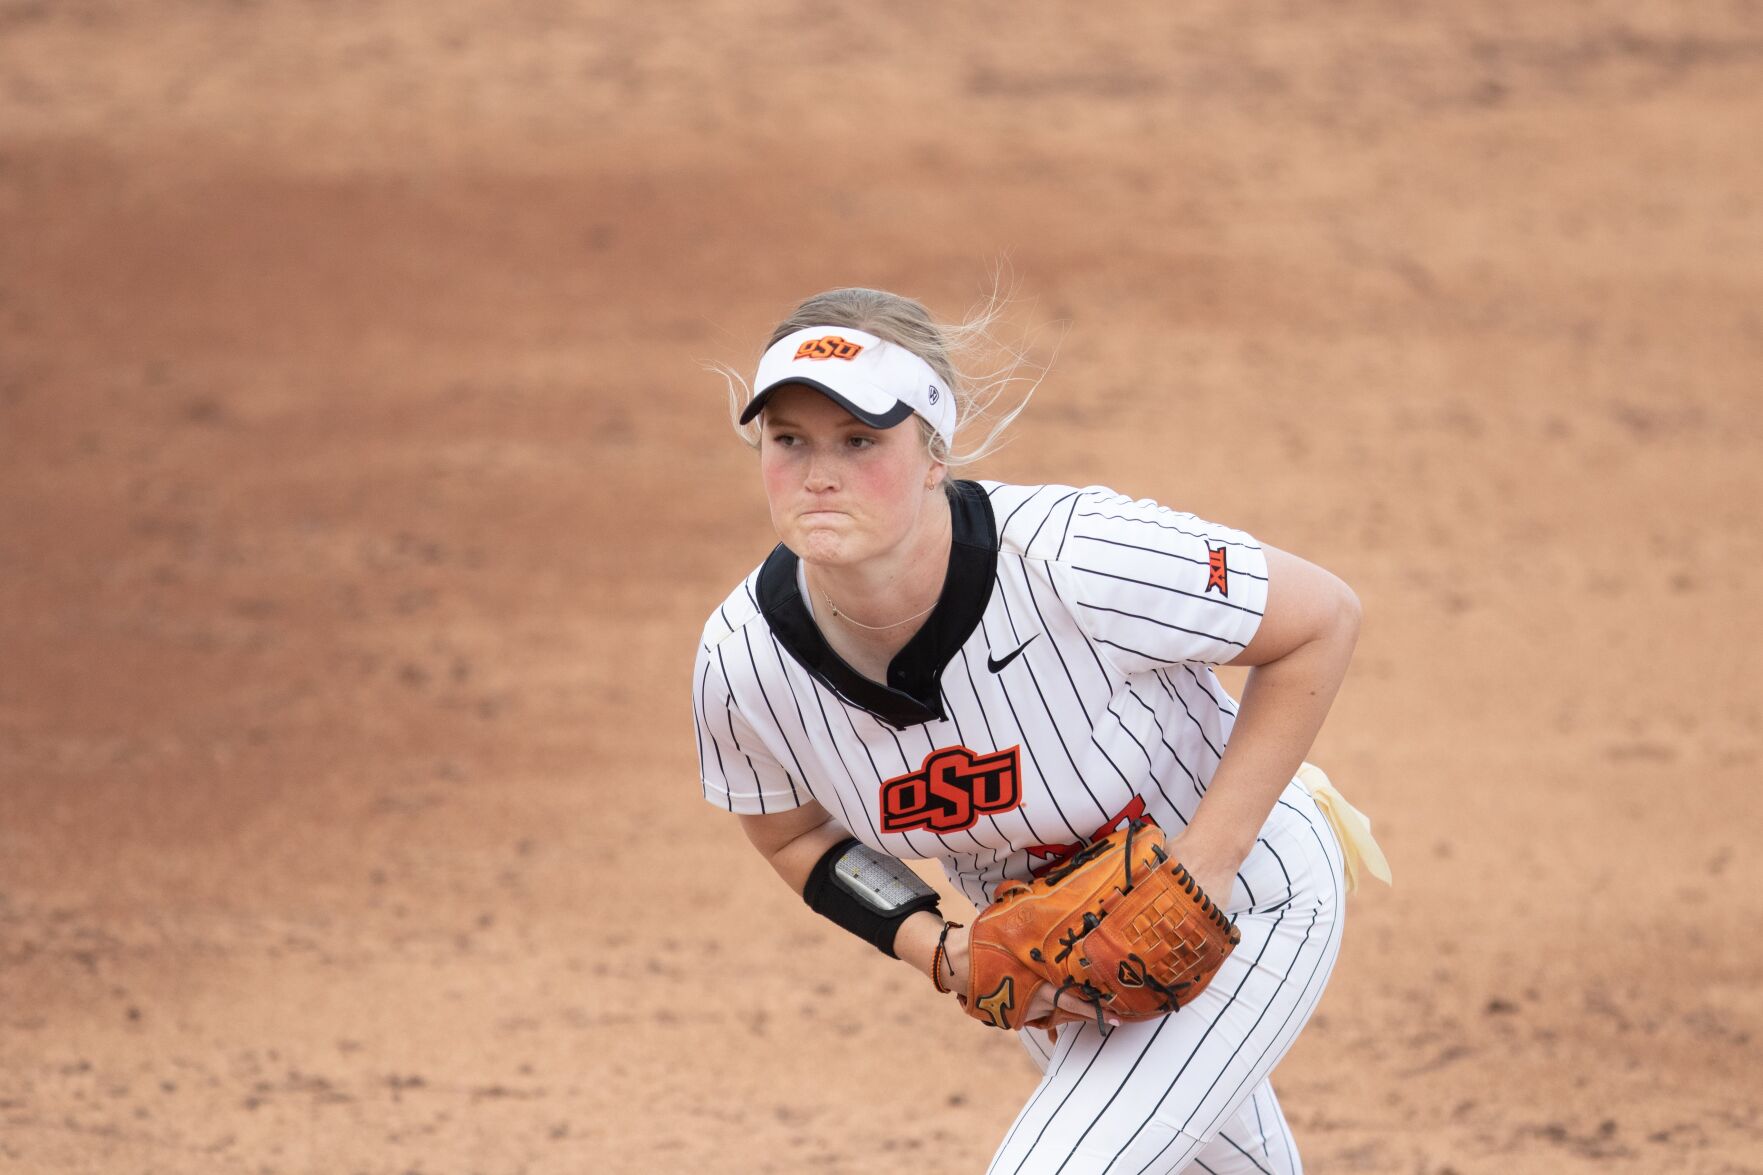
(1050, 991, 1120, 1028)
(1049, 991, 1082, 1018)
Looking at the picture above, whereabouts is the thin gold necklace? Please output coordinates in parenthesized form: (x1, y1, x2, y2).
(822, 590, 937, 632)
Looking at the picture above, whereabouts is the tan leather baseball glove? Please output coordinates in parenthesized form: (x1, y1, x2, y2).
(960, 820, 1241, 1032)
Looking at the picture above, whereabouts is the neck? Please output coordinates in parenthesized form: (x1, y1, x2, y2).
(808, 491, 954, 645)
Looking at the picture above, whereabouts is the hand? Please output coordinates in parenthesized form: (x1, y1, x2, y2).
(947, 924, 1114, 1029)
(1163, 831, 1241, 914)
(1021, 980, 1120, 1031)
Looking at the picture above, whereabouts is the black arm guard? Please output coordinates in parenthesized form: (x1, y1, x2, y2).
(802, 837, 942, 958)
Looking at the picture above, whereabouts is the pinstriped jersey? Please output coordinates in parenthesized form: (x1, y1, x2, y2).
(691, 480, 1274, 910)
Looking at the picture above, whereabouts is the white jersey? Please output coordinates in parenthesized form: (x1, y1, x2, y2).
(692, 478, 1351, 1172)
(691, 480, 1282, 911)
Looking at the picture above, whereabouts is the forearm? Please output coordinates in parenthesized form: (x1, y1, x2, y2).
(1186, 612, 1359, 870)
(757, 819, 850, 894)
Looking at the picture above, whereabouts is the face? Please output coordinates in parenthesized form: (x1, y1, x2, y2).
(758, 384, 945, 568)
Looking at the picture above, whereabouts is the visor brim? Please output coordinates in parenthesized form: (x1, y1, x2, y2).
(738, 379, 917, 431)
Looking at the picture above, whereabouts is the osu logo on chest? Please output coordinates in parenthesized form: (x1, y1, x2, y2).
(880, 745, 1022, 834)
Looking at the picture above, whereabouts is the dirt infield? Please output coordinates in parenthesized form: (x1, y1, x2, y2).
(3, 3, 1761, 1172)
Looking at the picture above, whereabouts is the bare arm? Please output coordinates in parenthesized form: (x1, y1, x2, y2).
(738, 799, 845, 891)
(1173, 544, 1362, 898)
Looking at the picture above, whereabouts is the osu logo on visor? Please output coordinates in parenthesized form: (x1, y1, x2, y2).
(880, 745, 1022, 834)
(794, 335, 865, 361)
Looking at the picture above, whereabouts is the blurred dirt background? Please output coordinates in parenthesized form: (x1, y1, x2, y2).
(3, 2, 1761, 1172)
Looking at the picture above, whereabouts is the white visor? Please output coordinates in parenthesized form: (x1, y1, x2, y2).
(739, 326, 955, 448)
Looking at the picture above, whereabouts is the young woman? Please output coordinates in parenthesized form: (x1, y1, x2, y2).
(691, 287, 1381, 1173)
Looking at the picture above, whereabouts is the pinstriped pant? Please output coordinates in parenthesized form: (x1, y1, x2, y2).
(988, 784, 1347, 1175)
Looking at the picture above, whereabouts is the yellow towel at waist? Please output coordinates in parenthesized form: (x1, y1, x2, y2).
(1295, 762, 1392, 895)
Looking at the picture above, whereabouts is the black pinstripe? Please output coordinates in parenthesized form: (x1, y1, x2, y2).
(1185, 663, 1240, 717)
(1250, 1085, 1270, 1162)
(714, 645, 773, 813)
(1017, 556, 1102, 727)
(765, 631, 830, 814)
(1042, 566, 1118, 692)
(1274, 1085, 1299, 1172)
(998, 1020, 1150, 1172)
(801, 671, 887, 846)
(1080, 604, 1252, 656)
(954, 645, 1054, 848)
(1072, 508, 1264, 551)
(1052, 490, 1085, 561)
(1216, 1133, 1274, 1175)
(974, 606, 1089, 852)
(691, 654, 711, 797)
(1121, 685, 1206, 802)
(698, 658, 733, 812)
(1132, 949, 1336, 1172)
(741, 626, 802, 809)
(1025, 488, 1084, 555)
(998, 483, 1056, 544)
(1071, 531, 1272, 582)
(1154, 668, 1227, 765)
(989, 587, 1113, 827)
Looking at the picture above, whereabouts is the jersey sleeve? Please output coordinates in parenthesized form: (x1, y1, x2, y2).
(1049, 488, 1270, 673)
(691, 635, 805, 815)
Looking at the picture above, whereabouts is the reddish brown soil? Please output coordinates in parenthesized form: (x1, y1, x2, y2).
(4, 3, 1761, 1172)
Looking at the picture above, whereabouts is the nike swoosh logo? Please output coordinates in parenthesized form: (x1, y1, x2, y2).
(987, 635, 1039, 674)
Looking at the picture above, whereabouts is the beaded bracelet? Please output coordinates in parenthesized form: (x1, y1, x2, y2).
(931, 920, 963, 994)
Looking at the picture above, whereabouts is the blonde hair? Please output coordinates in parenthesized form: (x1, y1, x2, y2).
(719, 285, 1045, 475)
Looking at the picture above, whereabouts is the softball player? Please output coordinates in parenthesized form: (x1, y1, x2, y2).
(692, 288, 1380, 1173)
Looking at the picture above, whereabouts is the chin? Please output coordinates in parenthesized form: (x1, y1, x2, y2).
(793, 530, 858, 566)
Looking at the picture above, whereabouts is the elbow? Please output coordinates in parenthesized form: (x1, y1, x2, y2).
(1333, 575, 1363, 649)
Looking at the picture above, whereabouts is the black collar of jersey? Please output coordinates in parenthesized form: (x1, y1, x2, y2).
(756, 479, 998, 730)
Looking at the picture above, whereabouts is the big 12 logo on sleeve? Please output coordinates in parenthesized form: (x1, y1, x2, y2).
(880, 745, 1022, 834)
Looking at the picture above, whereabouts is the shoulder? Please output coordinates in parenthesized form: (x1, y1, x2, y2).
(696, 564, 770, 657)
(979, 481, 1251, 563)
(1060, 487, 1263, 553)
(977, 480, 1090, 559)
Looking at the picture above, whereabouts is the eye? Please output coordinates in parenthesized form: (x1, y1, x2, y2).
(846, 434, 877, 449)
(769, 432, 799, 447)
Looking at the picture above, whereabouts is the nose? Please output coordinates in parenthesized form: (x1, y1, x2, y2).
(803, 448, 838, 492)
